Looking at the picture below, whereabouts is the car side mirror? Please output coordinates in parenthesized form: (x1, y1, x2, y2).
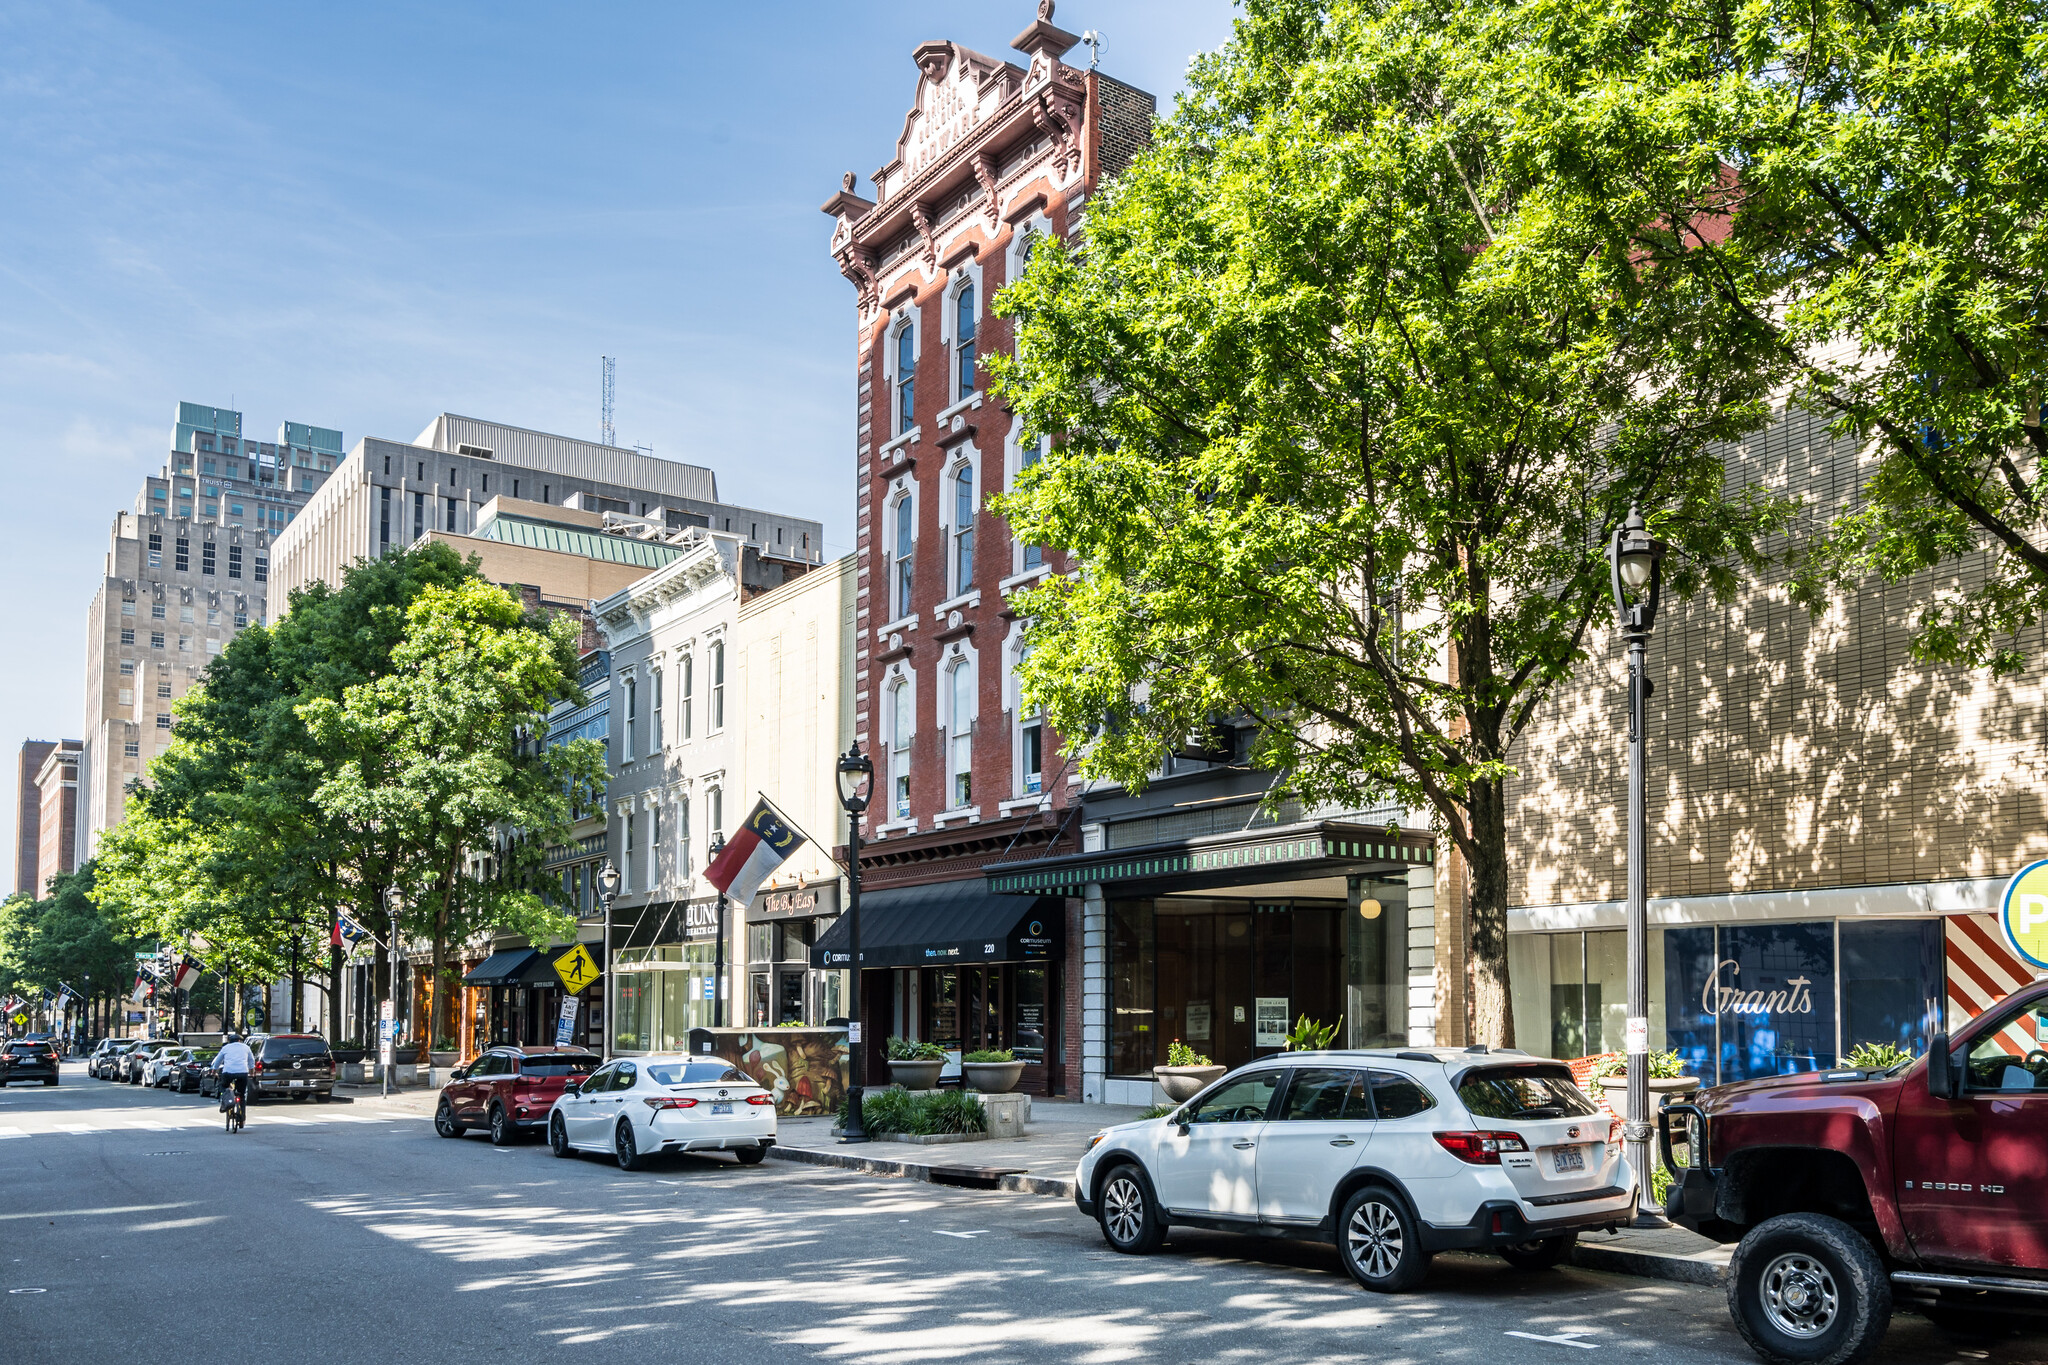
(1927, 1033, 1956, 1100)
(450, 1065, 470, 1081)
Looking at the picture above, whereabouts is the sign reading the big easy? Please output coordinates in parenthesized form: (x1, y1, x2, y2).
(2000, 860, 2048, 969)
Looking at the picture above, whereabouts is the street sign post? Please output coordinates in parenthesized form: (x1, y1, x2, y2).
(378, 999, 395, 1098)
(555, 998, 579, 1047)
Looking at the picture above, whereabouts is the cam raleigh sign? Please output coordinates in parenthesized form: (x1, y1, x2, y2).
(1999, 859, 2048, 971)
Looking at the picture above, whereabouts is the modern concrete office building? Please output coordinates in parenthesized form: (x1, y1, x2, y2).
(271, 413, 825, 607)
(77, 403, 340, 860)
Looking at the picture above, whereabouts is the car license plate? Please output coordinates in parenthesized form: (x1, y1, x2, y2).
(711, 1102, 732, 1115)
(291, 1079, 306, 1088)
(1552, 1145, 1586, 1174)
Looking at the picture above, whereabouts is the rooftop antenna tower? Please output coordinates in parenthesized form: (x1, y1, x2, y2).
(600, 356, 617, 447)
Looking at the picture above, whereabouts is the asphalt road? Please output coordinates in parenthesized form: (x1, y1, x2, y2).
(3, 1063, 2042, 1365)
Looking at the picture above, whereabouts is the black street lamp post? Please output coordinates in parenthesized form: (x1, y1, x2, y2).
(597, 861, 621, 1058)
(710, 832, 728, 1029)
(1609, 506, 1670, 1228)
(835, 742, 875, 1144)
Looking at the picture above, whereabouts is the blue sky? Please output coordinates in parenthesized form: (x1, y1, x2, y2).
(0, 0, 1239, 889)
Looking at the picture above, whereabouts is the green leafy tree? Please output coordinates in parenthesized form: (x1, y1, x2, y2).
(991, 0, 1792, 1042)
(0, 867, 148, 1038)
(300, 578, 605, 1056)
(1504, 0, 2048, 671)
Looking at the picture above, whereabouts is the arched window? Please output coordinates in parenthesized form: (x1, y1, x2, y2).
(894, 494, 915, 618)
(955, 282, 977, 398)
(896, 322, 916, 433)
(952, 464, 975, 591)
(709, 786, 723, 840)
(890, 678, 912, 819)
(948, 660, 973, 808)
(678, 794, 692, 880)
(710, 640, 726, 730)
(650, 667, 663, 751)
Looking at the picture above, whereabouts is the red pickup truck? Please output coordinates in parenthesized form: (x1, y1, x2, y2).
(1663, 980, 2048, 1363)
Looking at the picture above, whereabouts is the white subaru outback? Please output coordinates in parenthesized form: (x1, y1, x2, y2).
(1074, 1048, 1637, 1290)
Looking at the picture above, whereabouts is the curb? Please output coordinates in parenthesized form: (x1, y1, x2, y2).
(1568, 1240, 1728, 1286)
(768, 1143, 1078, 1199)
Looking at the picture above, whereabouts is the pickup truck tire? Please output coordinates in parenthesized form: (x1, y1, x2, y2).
(1729, 1213, 1892, 1365)
(1500, 1233, 1577, 1271)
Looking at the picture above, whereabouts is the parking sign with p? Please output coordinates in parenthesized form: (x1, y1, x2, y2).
(1999, 859, 2048, 970)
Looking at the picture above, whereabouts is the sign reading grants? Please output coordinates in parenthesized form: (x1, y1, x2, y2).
(2000, 859, 2048, 970)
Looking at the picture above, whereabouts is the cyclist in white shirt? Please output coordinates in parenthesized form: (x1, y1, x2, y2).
(214, 1033, 254, 1114)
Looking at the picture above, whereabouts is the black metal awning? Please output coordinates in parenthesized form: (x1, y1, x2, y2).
(983, 819, 1433, 897)
(462, 948, 540, 987)
(811, 882, 1061, 970)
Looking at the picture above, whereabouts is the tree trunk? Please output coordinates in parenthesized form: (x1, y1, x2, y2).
(1466, 777, 1515, 1049)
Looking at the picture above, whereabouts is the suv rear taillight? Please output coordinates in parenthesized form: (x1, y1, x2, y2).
(1433, 1131, 1531, 1164)
(645, 1097, 698, 1111)
(744, 1094, 774, 1107)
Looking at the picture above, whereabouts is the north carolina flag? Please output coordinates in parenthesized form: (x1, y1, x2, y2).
(705, 799, 805, 908)
(172, 958, 201, 991)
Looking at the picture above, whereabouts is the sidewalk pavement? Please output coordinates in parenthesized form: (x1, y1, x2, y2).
(767, 1097, 1734, 1285)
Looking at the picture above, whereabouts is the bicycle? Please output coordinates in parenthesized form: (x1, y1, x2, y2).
(221, 1077, 247, 1134)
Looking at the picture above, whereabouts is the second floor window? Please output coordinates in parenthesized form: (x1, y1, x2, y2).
(678, 796, 692, 880)
(1022, 437, 1046, 571)
(622, 676, 637, 761)
(952, 465, 975, 591)
(680, 653, 693, 739)
(651, 668, 663, 750)
(956, 282, 977, 398)
(896, 322, 915, 432)
(949, 662, 972, 808)
(894, 495, 914, 619)
(890, 680, 912, 820)
(710, 641, 726, 730)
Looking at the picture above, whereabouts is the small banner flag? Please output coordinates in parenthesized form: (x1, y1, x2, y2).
(337, 914, 370, 945)
(172, 958, 201, 991)
(704, 799, 807, 908)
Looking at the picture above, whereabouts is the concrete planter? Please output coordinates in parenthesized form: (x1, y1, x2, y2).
(1153, 1064, 1226, 1102)
(961, 1060, 1026, 1094)
(1599, 1075, 1700, 1102)
(889, 1059, 946, 1090)
(430, 1051, 460, 1068)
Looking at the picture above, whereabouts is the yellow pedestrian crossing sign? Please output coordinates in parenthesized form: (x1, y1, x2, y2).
(553, 943, 600, 993)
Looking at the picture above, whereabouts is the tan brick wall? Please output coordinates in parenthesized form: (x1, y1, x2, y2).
(1508, 403, 2048, 908)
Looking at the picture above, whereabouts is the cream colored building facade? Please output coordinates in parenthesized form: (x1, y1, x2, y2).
(734, 555, 856, 1028)
(1464, 401, 2048, 1084)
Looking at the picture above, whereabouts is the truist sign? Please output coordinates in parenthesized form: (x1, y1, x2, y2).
(1702, 960, 1819, 1018)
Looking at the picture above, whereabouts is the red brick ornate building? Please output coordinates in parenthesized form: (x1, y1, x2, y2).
(815, 3, 1153, 1095)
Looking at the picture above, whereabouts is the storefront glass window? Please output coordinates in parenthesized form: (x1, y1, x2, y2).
(613, 943, 717, 1052)
(1840, 920, 1942, 1056)
(1511, 929, 1670, 1062)
(1014, 965, 1048, 1064)
(1109, 894, 1391, 1074)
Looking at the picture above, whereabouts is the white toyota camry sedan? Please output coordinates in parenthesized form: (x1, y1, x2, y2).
(547, 1054, 778, 1171)
(1075, 1048, 1635, 1291)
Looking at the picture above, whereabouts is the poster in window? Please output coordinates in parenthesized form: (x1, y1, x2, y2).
(1184, 1002, 1213, 1043)
(1254, 996, 1289, 1047)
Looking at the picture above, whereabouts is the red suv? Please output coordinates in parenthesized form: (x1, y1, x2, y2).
(437, 1046, 601, 1146)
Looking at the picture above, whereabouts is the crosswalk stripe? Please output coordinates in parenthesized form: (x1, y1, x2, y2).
(0, 1126, 24, 1138)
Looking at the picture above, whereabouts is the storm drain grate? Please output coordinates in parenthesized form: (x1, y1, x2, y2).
(928, 1165, 1027, 1191)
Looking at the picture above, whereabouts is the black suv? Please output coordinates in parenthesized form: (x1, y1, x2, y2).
(0, 1039, 60, 1086)
(249, 1034, 334, 1102)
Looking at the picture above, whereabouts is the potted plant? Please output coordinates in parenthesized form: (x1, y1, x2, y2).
(429, 1036, 461, 1068)
(886, 1036, 947, 1089)
(961, 1048, 1026, 1094)
(1153, 1039, 1225, 1102)
(330, 1038, 367, 1065)
(1592, 1049, 1699, 1104)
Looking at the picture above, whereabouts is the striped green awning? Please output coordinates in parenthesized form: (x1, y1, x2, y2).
(985, 824, 1432, 896)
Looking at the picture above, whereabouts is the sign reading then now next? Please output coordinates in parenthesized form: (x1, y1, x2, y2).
(2001, 860, 2048, 970)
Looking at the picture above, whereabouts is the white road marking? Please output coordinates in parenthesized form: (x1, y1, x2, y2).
(933, 1230, 986, 1239)
(0, 1127, 24, 1139)
(1506, 1331, 1599, 1350)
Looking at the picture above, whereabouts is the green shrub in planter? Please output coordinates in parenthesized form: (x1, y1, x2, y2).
(838, 1086, 988, 1136)
(886, 1036, 947, 1062)
(962, 1049, 1013, 1064)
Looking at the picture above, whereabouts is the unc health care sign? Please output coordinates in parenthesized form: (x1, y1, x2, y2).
(1999, 859, 2048, 970)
